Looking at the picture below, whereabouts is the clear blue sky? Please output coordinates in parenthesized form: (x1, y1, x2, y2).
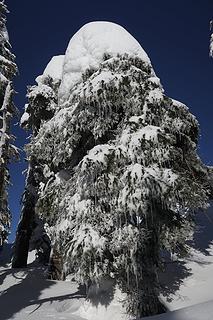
(6, 0, 213, 242)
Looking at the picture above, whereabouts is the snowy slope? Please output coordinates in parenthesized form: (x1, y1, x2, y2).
(161, 246, 213, 311)
(59, 21, 153, 103)
(160, 207, 213, 311)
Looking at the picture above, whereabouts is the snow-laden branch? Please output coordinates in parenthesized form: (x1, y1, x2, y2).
(0, 81, 12, 160)
(210, 21, 213, 57)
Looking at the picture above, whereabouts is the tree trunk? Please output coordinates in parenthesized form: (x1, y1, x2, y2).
(12, 160, 37, 268)
(11, 204, 35, 268)
(129, 205, 166, 318)
(47, 245, 65, 280)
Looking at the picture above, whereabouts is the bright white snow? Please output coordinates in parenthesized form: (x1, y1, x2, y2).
(145, 301, 213, 320)
(20, 107, 30, 126)
(59, 21, 152, 103)
(210, 33, 213, 57)
(36, 55, 64, 84)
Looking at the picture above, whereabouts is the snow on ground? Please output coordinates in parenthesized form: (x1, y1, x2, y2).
(148, 208, 213, 320)
(159, 206, 213, 312)
(0, 264, 86, 320)
(145, 301, 213, 320)
(1, 207, 213, 320)
(59, 21, 153, 103)
(0, 248, 127, 320)
(161, 245, 213, 311)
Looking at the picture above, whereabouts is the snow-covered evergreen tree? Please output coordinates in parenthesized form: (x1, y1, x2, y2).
(12, 56, 64, 267)
(12, 57, 63, 267)
(0, 0, 17, 247)
(21, 22, 210, 317)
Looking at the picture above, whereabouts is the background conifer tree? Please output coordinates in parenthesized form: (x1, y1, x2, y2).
(0, 0, 17, 247)
(12, 73, 60, 267)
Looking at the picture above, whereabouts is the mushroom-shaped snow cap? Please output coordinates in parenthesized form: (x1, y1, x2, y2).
(59, 21, 152, 103)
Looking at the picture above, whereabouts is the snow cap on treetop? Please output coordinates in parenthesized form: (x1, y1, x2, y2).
(36, 55, 64, 84)
(59, 21, 152, 103)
